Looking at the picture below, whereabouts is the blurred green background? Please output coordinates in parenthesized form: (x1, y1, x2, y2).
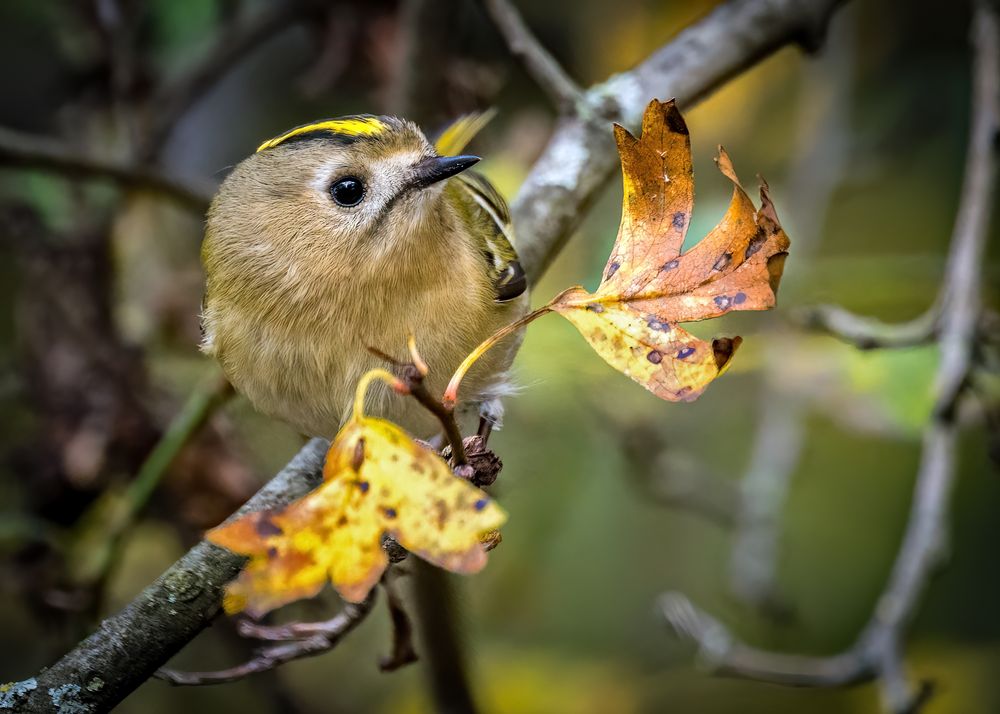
(0, 0, 997, 712)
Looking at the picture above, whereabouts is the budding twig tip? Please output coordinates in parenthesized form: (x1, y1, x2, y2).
(406, 335, 429, 377)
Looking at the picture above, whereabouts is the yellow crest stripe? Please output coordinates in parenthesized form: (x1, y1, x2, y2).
(256, 117, 387, 153)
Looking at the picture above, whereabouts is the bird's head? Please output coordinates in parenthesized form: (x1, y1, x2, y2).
(206, 115, 480, 276)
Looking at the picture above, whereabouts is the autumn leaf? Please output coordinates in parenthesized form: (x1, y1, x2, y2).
(207, 369, 506, 617)
(443, 99, 789, 408)
(549, 98, 790, 402)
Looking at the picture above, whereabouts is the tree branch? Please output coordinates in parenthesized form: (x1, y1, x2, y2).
(796, 303, 939, 350)
(512, 0, 846, 282)
(157, 592, 377, 686)
(9, 439, 329, 712)
(0, 126, 213, 211)
(728, 396, 804, 618)
(616, 420, 741, 529)
(661, 4, 998, 711)
(482, 0, 585, 111)
(6, 1, 850, 710)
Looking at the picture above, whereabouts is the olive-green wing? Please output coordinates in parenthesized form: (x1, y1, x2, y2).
(435, 111, 526, 302)
(455, 171, 526, 302)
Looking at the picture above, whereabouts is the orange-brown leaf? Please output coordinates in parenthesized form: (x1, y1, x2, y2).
(552, 99, 790, 402)
(600, 100, 694, 298)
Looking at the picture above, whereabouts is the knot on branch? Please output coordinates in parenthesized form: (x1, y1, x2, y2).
(444, 435, 503, 488)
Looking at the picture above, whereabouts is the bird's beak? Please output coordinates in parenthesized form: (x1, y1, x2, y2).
(410, 155, 480, 189)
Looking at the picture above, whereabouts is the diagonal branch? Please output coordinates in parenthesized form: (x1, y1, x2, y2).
(661, 4, 999, 711)
(512, 0, 846, 282)
(9, 438, 330, 711)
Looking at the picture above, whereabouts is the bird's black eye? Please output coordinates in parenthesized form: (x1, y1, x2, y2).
(330, 176, 365, 207)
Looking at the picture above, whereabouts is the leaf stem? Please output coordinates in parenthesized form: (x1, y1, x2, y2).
(443, 304, 554, 408)
(353, 368, 405, 419)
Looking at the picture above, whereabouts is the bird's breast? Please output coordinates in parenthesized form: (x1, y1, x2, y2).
(204, 238, 526, 438)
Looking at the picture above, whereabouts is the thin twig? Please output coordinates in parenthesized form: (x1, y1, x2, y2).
(366, 344, 469, 466)
(379, 570, 419, 672)
(481, 0, 586, 112)
(404, 367, 468, 467)
(796, 303, 939, 350)
(0, 126, 213, 211)
(728, 397, 804, 618)
(410, 561, 480, 713)
(662, 4, 999, 711)
(157, 592, 377, 686)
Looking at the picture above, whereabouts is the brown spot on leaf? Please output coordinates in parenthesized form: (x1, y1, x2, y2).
(745, 230, 766, 257)
(647, 349, 663, 364)
(672, 211, 686, 229)
(712, 252, 732, 271)
(605, 261, 621, 280)
(767, 252, 788, 292)
(351, 438, 365, 471)
(661, 259, 679, 271)
(255, 517, 283, 537)
(663, 102, 689, 135)
(711, 336, 743, 369)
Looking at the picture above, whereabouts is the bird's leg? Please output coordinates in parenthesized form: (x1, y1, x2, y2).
(477, 415, 494, 443)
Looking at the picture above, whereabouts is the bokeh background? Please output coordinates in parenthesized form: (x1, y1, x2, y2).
(0, 0, 998, 712)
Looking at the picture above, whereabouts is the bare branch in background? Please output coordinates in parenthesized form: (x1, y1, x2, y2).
(728, 397, 804, 618)
(482, 0, 586, 112)
(662, 4, 999, 711)
(797, 303, 939, 349)
(728, 11, 857, 615)
(510, 0, 846, 282)
(378, 570, 419, 672)
(617, 421, 741, 529)
(140, 0, 316, 159)
(7, 1, 849, 710)
(0, 127, 212, 210)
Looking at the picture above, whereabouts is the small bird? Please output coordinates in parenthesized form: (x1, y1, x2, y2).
(200, 113, 528, 438)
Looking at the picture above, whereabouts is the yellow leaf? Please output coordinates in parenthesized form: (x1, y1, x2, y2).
(208, 370, 506, 617)
(551, 99, 790, 402)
